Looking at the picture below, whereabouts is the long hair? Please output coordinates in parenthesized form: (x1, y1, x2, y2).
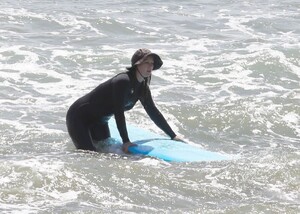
(127, 66, 151, 100)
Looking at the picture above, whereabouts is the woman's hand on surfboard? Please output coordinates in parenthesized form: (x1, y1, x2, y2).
(122, 142, 137, 153)
(172, 136, 187, 143)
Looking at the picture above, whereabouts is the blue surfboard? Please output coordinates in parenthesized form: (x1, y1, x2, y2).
(106, 120, 231, 162)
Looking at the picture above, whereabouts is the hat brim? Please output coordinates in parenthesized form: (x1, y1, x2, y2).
(126, 53, 163, 70)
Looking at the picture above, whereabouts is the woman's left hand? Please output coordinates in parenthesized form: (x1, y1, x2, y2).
(172, 135, 187, 143)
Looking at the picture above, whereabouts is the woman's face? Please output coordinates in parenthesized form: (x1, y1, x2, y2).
(137, 56, 154, 78)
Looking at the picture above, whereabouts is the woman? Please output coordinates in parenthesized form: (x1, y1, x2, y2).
(66, 48, 183, 153)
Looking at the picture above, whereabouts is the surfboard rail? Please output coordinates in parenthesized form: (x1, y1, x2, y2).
(108, 120, 231, 162)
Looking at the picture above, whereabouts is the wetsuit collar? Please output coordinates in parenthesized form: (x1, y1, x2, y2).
(136, 67, 147, 82)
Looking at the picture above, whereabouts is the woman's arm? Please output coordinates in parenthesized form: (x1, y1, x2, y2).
(140, 86, 176, 139)
(111, 74, 131, 143)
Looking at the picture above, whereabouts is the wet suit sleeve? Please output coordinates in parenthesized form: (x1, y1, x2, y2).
(111, 76, 130, 143)
(141, 86, 176, 139)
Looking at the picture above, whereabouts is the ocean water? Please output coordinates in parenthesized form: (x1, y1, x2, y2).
(0, 0, 299, 213)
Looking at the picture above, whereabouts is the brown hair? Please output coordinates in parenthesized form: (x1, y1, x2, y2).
(127, 67, 151, 100)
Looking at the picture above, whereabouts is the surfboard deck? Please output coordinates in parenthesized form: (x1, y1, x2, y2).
(107, 120, 230, 162)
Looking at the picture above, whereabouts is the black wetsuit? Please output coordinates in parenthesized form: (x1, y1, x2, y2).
(66, 71, 176, 151)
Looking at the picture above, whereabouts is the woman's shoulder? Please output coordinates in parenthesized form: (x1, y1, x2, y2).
(112, 72, 130, 82)
(110, 72, 132, 90)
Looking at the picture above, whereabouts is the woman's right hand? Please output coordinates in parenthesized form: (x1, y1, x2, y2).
(122, 141, 137, 153)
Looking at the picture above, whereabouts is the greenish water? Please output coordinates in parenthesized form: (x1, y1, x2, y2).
(0, 0, 299, 213)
